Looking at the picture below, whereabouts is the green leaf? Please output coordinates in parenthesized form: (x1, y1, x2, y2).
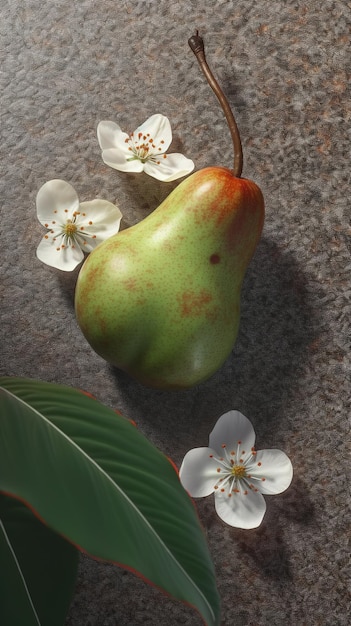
(0, 377, 220, 626)
(0, 493, 79, 626)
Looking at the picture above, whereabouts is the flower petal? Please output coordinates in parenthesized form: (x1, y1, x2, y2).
(209, 411, 256, 457)
(100, 148, 144, 173)
(78, 200, 122, 251)
(144, 153, 195, 182)
(248, 449, 293, 495)
(78, 199, 122, 230)
(134, 114, 172, 152)
(36, 235, 84, 271)
(179, 447, 218, 497)
(36, 180, 79, 226)
(215, 487, 266, 529)
(97, 121, 130, 152)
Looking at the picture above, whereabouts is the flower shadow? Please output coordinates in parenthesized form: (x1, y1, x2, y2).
(195, 495, 294, 585)
(212, 476, 313, 582)
(109, 171, 180, 229)
(236, 521, 293, 582)
(232, 477, 315, 581)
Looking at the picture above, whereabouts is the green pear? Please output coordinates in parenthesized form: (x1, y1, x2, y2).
(75, 166, 264, 389)
(75, 32, 265, 390)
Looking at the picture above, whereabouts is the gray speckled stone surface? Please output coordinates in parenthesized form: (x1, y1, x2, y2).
(1, 1, 350, 625)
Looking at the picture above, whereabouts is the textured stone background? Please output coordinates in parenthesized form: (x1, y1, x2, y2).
(1, 1, 350, 625)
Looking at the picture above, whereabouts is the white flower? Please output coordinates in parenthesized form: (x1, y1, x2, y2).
(97, 114, 195, 182)
(179, 411, 293, 529)
(36, 179, 122, 271)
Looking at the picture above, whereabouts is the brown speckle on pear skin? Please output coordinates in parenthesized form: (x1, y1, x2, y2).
(123, 277, 138, 291)
(210, 253, 221, 264)
(178, 289, 213, 317)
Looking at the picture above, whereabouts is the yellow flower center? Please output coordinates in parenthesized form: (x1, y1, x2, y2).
(63, 221, 77, 237)
(126, 131, 166, 164)
(231, 465, 246, 478)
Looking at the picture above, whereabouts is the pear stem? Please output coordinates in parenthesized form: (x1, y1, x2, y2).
(188, 32, 243, 178)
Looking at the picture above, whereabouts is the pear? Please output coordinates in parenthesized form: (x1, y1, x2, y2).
(75, 167, 263, 389)
(74, 33, 265, 390)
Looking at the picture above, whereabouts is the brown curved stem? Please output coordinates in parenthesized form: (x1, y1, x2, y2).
(188, 32, 243, 178)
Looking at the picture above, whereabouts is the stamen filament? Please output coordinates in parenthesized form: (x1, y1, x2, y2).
(214, 473, 232, 492)
(210, 455, 229, 468)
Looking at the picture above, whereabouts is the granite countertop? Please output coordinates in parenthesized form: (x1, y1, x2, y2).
(1, 1, 349, 625)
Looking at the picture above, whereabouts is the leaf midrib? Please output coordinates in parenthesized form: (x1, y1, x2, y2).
(0, 518, 41, 626)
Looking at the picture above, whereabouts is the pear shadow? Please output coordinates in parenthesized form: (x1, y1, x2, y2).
(209, 237, 322, 418)
(220, 69, 248, 118)
(108, 236, 323, 448)
(273, 477, 315, 526)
